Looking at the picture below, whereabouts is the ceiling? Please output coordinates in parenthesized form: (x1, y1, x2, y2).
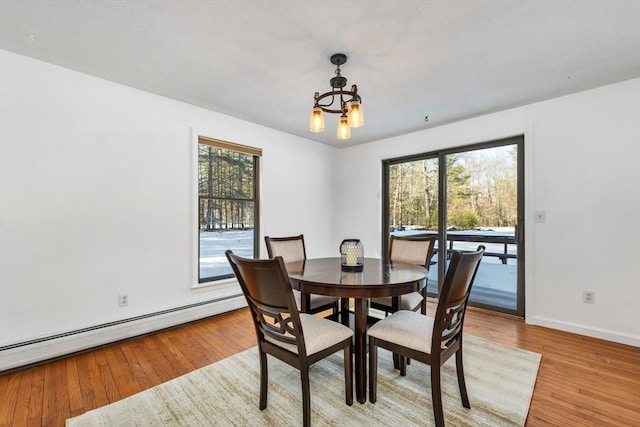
(1, 1, 639, 148)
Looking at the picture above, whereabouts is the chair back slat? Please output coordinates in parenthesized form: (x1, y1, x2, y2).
(258, 312, 298, 346)
(226, 250, 304, 350)
(441, 298, 466, 344)
(265, 235, 306, 263)
(389, 235, 436, 268)
(433, 245, 485, 350)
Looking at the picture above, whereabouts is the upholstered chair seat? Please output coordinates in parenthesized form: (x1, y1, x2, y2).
(265, 313, 354, 355)
(368, 310, 436, 353)
(371, 291, 425, 313)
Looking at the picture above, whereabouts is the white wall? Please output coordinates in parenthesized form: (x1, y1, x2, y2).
(0, 50, 339, 369)
(336, 78, 640, 346)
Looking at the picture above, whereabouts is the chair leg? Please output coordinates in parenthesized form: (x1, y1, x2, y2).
(456, 348, 471, 408)
(301, 366, 311, 427)
(394, 352, 411, 371)
(393, 352, 400, 370)
(259, 349, 268, 410)
(431, 364, 445, 427)
(344, 344, 353, 406)
(368, 339, 378, 403)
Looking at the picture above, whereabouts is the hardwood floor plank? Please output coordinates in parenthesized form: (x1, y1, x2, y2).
(539, 363, 639, 406)
(78, 352, 111, 413)
(0, 371, 20, 427)
(126, 340, 164, 386)
(139, 335, 179, 384)
(25, 365, 44, 425)
(119, 341, 155, 392)
(1, 307, 638, 427)
(102, 346, 142, 400)
(185, 329, 230, 365)
(93, 350, 121, 405)
(41, 359, 70, 427)
(549, 387, 639, 426)
(65, 359, 83, 417)
(150, 334, 196, 375)
(11, 371, 32, 427)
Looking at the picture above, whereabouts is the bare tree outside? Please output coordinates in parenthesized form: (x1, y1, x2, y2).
(198, 145, 256, 281)
(389, 146, 517, 231)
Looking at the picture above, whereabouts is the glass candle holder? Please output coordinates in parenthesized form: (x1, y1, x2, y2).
(339, 239, 364, 272)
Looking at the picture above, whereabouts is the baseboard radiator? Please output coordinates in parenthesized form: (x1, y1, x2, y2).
(0, 295, 247, 373)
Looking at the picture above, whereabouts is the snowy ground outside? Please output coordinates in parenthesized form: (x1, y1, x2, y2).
(199, 230, 253, 279)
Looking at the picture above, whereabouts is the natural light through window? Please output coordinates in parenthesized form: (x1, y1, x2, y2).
(198, 137, 261, 282)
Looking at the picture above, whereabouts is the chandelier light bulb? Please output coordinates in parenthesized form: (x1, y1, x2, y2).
(309, 106, 325, 132)
(347, 99, 364, 128)
(337, 114, 351, 140)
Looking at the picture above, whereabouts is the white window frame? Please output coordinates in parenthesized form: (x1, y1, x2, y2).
(191, 131, 261, 288)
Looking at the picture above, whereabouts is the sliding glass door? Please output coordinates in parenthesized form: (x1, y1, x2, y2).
(385, 156, 441, 293)
(383, 136, 524, 316)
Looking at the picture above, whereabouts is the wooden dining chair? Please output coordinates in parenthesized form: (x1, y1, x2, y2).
(225, 250, 353, 427)
(265, 234, 339, 315)
(370, 235, 436, 315)
(368, 245, 485, 427)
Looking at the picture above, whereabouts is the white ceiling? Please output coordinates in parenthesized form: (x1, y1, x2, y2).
(1, 0, 639, 148)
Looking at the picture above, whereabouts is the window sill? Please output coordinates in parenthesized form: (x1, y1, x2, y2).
(191, 277, 239, 293)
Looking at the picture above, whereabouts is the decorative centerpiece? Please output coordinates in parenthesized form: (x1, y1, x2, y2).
(339, 239, 364, 272)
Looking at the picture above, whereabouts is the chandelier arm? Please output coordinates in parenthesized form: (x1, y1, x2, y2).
(315, 94, 339, 110)
(316, 106, 345, 114)
(314, 90, 360, 113)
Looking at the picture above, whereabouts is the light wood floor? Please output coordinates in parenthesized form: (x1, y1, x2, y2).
(1, 304, 639, 426)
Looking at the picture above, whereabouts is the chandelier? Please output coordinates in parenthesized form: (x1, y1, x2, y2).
(309, 53, 364, 140)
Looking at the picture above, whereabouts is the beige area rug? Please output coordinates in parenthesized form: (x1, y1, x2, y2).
(67, 334, 541, 426)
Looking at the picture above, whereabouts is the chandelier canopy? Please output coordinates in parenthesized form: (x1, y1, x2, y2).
(309, 53, 364, 140)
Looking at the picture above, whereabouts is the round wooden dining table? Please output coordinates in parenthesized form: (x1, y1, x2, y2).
(286, 257, 428, 404)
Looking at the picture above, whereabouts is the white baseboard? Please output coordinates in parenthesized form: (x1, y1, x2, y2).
(529, 315, 640, 347)
(0, 296, 247, 372)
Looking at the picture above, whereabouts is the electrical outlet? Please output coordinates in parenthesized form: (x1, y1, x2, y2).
(119, 293, 129, 307)
(582, 291, 595, 304)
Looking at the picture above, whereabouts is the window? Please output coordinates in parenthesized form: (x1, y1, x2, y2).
(198, 136, 261, 282)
